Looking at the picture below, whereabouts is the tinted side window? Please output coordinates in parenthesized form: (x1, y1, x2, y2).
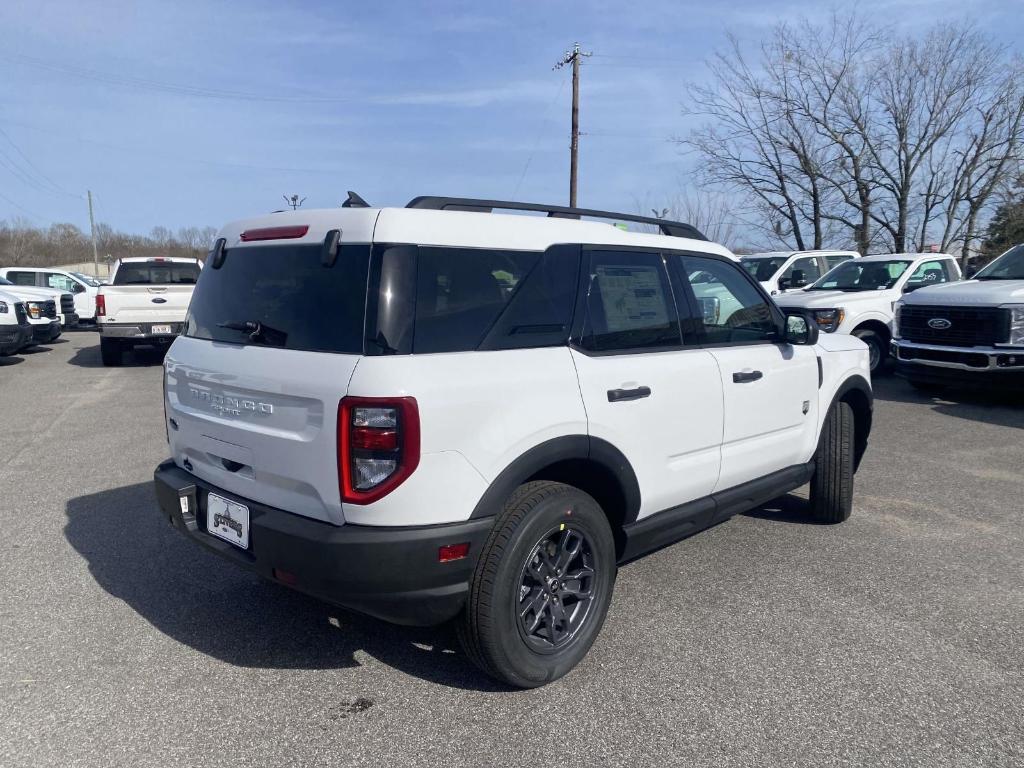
(7, 271, 36, 286)
(680, 256, 779, 345)
(826, 254, 854, 269)
(906, 259, 951, 288)
(579, 250, 681, 353)
(783, 256, 821, 285)
(413, 247, 540, 354)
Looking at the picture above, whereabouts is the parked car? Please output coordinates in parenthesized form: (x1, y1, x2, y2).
(96, 256, 202, 366)
(152, 196, 872, 688)
(893, 244, 1024, 390)
(0, 276, 66, 347)
(740, 250, 860, 296)
(0, 289, 32, 357)
(0, 266, 99, 322)
(0, 275, 78, 329)
(775, 253, 962, 373)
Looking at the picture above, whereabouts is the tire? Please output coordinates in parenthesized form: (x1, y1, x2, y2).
(808, 401, 855, 524)
(457, 481, 617, 688)
(100, 337, 122, 367)
(853, 328, 887, 374)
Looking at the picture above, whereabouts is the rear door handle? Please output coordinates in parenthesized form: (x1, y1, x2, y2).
(607, 386, 651, 402)
(732, 370, 763, 384)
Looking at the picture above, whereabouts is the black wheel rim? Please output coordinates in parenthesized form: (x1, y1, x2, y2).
(516, 526, 598, 652)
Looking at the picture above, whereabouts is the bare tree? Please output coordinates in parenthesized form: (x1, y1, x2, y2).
(682, 14, 1024, 256)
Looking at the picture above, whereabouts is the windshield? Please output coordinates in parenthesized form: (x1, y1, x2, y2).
(741, 257, 787, 282)
(809, 260, 912, 291)
(185, 243, 368, 353)
(113, 261, 201, 285)
(71, 272, 102, 287)
(975, 245, 1024, 280)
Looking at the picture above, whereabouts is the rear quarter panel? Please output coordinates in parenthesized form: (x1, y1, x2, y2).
(345, 347, 587, 526)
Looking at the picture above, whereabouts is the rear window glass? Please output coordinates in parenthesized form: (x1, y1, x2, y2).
(184, 244, 369, 354)
(114, 262, 201, 285)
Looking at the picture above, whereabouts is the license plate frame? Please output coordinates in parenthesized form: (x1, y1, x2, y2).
(152, 324, 172, 335)
(206, 492, 250, 549)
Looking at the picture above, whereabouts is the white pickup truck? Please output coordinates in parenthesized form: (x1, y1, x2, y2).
(776, 253, 962, 373)
(893, 244, 1024, 390)
(96, 256, 202, 366)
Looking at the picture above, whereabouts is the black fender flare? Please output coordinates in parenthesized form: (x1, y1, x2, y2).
(469, 435, 642, 523)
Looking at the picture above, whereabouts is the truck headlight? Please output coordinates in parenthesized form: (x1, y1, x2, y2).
(893, 301, 903, 338)
(811, 308, 845, 333)
(1004, 306, 1024, 347)
(26, 302, 41, 319)
(0, 300, 7, 314)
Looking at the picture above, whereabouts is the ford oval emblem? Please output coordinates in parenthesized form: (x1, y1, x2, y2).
(927, 318, 952, 330)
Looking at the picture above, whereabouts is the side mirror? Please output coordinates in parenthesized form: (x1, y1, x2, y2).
(791, 269, 807, 287)
(965, 265, 978, 278)
(697, 296, 721, 325)
(72, 283, 86, 294)
(778, 277, 791, 291)
(783, 311, 819, 345)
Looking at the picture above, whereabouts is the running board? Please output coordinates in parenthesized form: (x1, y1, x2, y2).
(618, 462, 815, 564)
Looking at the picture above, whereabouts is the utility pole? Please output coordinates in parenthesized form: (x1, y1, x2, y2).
(554, 42, 591, 208)
(87, 190, 99, 278)
(283, 194, 306, 211)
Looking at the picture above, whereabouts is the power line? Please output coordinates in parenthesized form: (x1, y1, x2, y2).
(0, 124, 82, 199)
(1, 53, 360, 104)
(512, 77, 566, 199)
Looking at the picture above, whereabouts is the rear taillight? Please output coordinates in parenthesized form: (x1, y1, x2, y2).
(96, 294, 106, 317)
(338, 397, 420, 504)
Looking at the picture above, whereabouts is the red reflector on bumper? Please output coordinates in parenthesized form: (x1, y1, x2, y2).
(273, 568, 298, 586)
(240, 225, 309, 242)
(438, 543, 470, 562)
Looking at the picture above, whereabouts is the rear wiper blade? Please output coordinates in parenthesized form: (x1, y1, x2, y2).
(217, 320, 288, 346)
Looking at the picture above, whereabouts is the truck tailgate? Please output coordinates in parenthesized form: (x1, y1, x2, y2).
(100, 285, 193, 324)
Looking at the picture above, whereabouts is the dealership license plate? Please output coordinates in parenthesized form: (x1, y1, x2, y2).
(206, 493, 250, 549)
(152, 324, 172, 334)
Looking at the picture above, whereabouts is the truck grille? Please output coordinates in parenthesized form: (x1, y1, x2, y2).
(900, 305, 1009, 347)
(60, 294, 75, 315)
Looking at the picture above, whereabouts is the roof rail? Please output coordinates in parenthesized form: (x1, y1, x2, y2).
(405, 196, 708, 241)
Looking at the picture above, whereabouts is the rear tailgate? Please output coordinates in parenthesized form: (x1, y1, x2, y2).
(165, 338, 358, 524)
(100, 285, 193, 324)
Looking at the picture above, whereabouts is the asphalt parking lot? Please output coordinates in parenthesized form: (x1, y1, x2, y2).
(1, 332, 1022, 767)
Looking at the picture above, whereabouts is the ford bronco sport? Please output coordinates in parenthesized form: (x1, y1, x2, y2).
(153, 195, 873, 687)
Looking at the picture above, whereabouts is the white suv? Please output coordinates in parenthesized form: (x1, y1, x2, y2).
(776, 253, 962, 373)
(740, 250, 860, 296)
(154, 197, 873, 687)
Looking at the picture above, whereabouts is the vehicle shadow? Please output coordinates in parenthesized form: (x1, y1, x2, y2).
(64, 481, 506, 692)
(872, 376, 1024, 428)
(0, 355, 25, 366)
(67, 343, 168, 369)
(742, 492, 822, 524)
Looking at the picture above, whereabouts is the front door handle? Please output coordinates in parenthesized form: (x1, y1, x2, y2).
(607, 386, 651, 402)
(732, 370, 763, 384)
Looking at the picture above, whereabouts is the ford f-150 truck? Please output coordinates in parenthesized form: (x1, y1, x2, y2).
(96, 256, 201, 366)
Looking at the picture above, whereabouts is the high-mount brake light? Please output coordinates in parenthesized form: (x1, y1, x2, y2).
(338, 397, 420, 504)
(240, 225, 310, 242)
(95, 294, 106, 316)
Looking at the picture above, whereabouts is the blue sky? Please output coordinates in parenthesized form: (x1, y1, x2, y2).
(0, 0, 1019, 236)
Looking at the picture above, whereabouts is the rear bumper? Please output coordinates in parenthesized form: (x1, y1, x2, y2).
(100, 321, 183, 341)
(153, 460, 494, 626)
